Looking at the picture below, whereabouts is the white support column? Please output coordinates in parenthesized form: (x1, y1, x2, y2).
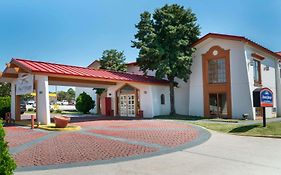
(35, 75, 50, 125)
(10, 82, 16, 120)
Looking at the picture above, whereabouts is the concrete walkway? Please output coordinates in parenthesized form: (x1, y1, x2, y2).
(15, 129, 281, 175)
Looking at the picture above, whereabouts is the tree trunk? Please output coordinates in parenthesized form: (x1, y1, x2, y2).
(169, 77, 176, 115)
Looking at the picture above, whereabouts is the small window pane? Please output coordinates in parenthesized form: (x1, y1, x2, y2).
(253, 60, 261, 84)
(161, 94, 165, 105)
(208, 59, 226, 83)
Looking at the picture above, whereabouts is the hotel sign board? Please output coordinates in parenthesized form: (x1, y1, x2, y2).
(253, 88, 273, 107)
(253, 87, 273, 127)
(16, 74, 34, 95)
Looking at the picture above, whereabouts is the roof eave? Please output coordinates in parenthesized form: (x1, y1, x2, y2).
(192, 33, 281, 60)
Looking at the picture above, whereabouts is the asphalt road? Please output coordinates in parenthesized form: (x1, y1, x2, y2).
(15, 129, 281, 175)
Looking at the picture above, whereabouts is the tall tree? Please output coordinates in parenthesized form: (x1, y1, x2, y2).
(66, 88, 75, 102)
(95, 49, 127, 114)
(99, 49, 127, 72)
(56, 91, 67, 101)
(132, 4, 200, 115)
(0, 83, 11, 97)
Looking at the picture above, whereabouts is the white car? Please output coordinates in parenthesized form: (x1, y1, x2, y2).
(62, 100, 69, 105)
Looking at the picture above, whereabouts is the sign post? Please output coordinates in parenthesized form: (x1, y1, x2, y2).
(253, 88, 273, 127)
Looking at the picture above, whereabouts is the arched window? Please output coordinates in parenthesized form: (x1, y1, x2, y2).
(160, 94, 165, 105)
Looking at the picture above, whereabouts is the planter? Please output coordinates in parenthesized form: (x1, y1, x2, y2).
(54, 116, 70, 128)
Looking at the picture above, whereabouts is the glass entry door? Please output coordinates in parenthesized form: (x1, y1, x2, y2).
(209, 93, 228, 117)
(119, 94, 136, 117)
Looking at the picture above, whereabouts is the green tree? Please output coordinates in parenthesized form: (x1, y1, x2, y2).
(99, 49, 127, 72)
(132, 4, 200, 115)
(0, 97, 11, 120)
(75, 92, 95, 114)
(0, 83, 11, 97)
(22, 94, 34, 102)
(57, 91, 67, 101)
(0, 120, 17, 174)
(66, 88, 75, 103)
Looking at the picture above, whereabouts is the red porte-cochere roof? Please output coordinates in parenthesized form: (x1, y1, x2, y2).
(12, 58, 169, 85)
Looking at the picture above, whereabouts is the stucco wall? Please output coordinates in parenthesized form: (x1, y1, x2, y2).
(107, 82, 154, 118)
(126, 66, 189, 116)
(190, 39, 253, 118)
(245, 45, 278, 119)
(151, 85, 170, 116)
(275, 60, 281, 117)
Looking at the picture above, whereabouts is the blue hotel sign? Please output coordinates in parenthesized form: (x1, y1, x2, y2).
(253, 88, 273, 107)
(260, 88, 273, 107)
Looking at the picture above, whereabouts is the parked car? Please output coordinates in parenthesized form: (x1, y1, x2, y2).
(62, 100, 69, 105)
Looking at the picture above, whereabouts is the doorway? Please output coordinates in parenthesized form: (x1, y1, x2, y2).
(119, 94, 136, 117)
(116, 84, 139, 117)
(209, 93, 228, 117)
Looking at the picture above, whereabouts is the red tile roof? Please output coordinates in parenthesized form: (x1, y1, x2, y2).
(11, 58, 169, 85)
(193, 33, 281, 60)
(276, 52, 281, 56)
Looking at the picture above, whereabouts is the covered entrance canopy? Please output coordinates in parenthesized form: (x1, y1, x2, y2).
(0, 58, 168, 124)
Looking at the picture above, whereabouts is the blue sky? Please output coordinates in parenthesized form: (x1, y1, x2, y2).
(0, 0, 280, 91)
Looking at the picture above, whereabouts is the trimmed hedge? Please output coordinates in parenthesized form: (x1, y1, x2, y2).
(75, 92, 95, 114)
(0, 97, 11, 120)
(0, 119, 17, 174)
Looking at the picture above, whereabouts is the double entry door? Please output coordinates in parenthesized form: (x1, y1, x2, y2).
(209, 93, 228, 117)
(119, 94, 136, 117)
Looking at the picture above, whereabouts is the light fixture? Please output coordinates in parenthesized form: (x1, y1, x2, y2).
(249, 60, 254, 66)
(264, 66, 269, 71)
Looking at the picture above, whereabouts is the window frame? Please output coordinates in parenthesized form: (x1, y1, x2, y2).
(207, 58, 227, 84)
(253, 59, 262, 86)
(160, 94, 165, 105)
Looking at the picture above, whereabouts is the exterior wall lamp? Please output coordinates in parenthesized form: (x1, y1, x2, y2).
(249, 60, 254, 66)
(264, 66, 269, 71)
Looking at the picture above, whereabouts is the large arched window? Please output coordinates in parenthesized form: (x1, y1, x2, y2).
(160, 94, 165, 105)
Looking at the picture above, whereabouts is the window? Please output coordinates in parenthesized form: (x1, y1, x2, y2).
(253, 59, 261, 85)
(208, 58, 226, 83)
(160, 94, 165, 105)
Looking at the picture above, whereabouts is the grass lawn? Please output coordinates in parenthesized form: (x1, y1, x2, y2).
(155, 114, 281, 138)
(193, 121, 281, 138)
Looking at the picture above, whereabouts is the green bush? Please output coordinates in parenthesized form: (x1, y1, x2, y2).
(0, 97, 11, 120)
(75, 92, 95, 114)
(28, 108, 34, 112)
(54, 109, 62, 114)
(50, 108, 54, 113)
(0, 120, 17, 174)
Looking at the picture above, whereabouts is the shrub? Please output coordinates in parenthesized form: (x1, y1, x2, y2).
(55, 109, 62, 114)
(28, 108, 34, 112)
(50, 108, 54, 113)
(75, 92, 95, 114)
(0, 97, 11, 120)
(0, 119, 17, 174)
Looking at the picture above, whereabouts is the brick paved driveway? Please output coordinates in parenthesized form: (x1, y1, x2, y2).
(4, 120, 210, 171)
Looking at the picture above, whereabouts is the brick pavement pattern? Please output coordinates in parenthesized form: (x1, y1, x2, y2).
(89, 129, 198, 147)
(6, 120, 201, 169)
(13, 133, 158, 167)
(4, 126, 47, 148)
